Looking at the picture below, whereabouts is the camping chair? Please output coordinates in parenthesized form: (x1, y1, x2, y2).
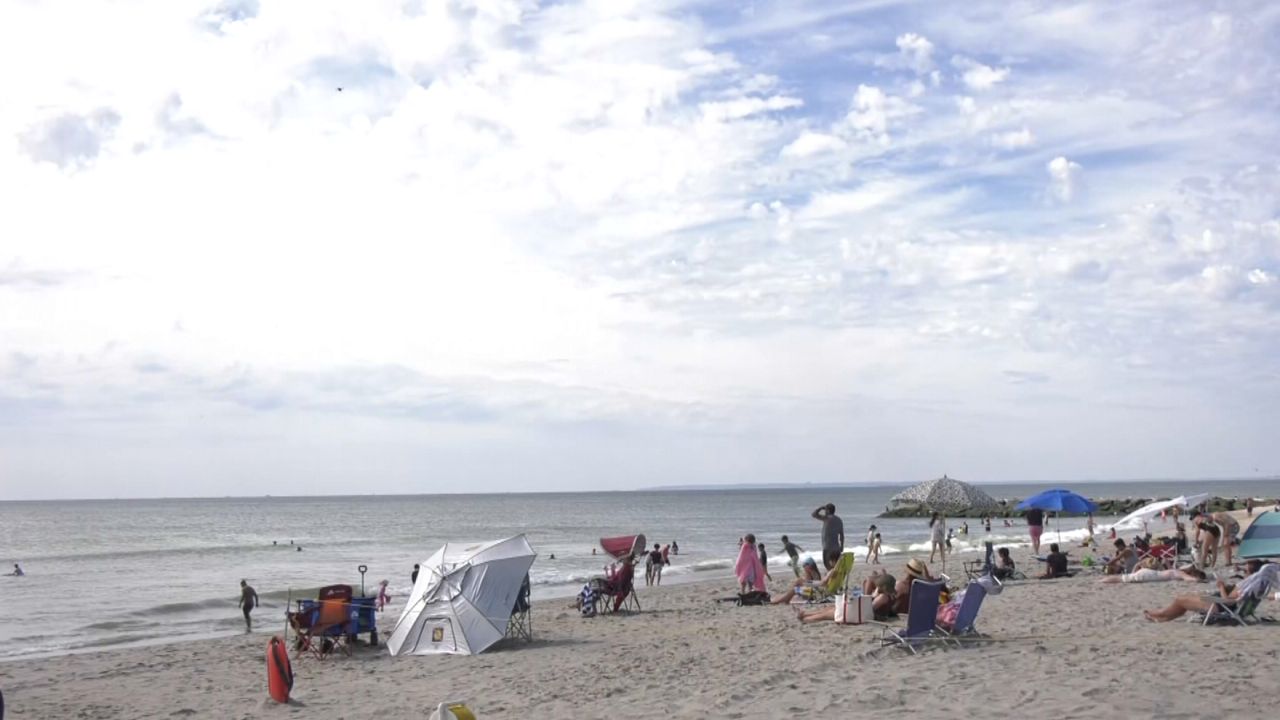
(505, 574, 533, 642)
(794, 552, 855, 605)
(1137, 543, 1177, 570)
(1197, 593, 1264, 626)
(964, 543, 995, 581)
(935, 581, 989, 646)
(593, 561, 640, 615)
(879, 580, 944, 654)
(290, 584, 357, 659)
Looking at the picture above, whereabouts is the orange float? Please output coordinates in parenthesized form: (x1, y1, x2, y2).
(266, 635, 294, 704)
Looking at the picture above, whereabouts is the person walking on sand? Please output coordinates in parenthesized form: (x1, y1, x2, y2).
(865, 524, 877, 553)
(812, 503, 845, 571)
(929, 512, 948, 570)
(869, 532, 882, 564)
(238, 580, 259, 632)
(1025, 507, 1045, 555)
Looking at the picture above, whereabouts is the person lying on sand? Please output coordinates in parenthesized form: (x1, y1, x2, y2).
(793, 573, 897, 623)
(1100, 566, 1206, 584)
(1143, 560, 1275, 622)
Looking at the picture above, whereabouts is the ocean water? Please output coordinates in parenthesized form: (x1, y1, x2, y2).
(0, 479, 1275, 660)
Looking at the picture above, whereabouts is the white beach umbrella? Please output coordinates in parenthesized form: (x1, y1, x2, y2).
(1112, 494, 1209, 531)
(387, 534, 536, 656)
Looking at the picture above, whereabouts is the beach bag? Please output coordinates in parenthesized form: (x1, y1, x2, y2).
(736, 590, 770, 606)
(833, 593, 874, 624)
(936, 601, 961, 631)
(429, 702, 475, 720)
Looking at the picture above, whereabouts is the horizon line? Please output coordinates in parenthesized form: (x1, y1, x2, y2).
(2, 474, 1276, 503)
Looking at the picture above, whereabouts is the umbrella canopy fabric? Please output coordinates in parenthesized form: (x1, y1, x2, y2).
(600, 534, 647, 560)
(889, 476, 1000, 513)
(1239, 511, 1280, 559)
(1112, 494, 1209, 530)
(387, 534, 537, 656)
(1016, 488, 1098, 513)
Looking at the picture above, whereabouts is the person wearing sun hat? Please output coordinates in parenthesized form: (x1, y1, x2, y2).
(893, 558, 934, 614)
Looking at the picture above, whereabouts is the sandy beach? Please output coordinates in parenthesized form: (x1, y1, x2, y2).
(3, 538, 1276, 720)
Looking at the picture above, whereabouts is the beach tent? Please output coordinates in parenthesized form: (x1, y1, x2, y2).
(1112, 494, 1209, 532)
(387, 535, 537, 656)
(1239, 511, 1280, 560)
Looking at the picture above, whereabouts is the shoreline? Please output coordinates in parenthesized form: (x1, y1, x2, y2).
(2, 544, 1276, 719)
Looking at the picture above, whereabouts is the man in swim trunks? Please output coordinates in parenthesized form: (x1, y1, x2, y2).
(812, 503, 845, 570)
(239, 579, 259, 632)
(1025, 508, 1045, 555)
(1211, 511, 1241, 565)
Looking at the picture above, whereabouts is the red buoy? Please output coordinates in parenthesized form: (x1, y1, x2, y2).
(267, 635, 294, 704)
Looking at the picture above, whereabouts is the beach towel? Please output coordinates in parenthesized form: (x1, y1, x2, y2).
(735, 543, 768, 593)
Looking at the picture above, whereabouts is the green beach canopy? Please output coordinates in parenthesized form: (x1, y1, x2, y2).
(890, 475, 1000, 514)
(1238, 510, 1280, 560)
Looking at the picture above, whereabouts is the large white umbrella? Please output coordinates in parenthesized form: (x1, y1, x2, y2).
(1111, 494, 1209, 531)
(889, 475, 1000, 514)
(387, 535, 537, 656)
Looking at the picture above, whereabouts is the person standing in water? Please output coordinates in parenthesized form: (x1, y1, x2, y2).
(238, 580, 258, 632)
(411, 564, 420, 585)
(869, 533, 882, 564)
(8, 563, 23, 576)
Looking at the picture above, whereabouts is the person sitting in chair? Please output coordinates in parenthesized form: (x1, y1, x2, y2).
(1039, 543, 1070, 579)
(1105, 539, 1136, 575)
(1144, 560, 1276, 622)
(994, 547, 1016, 580)
(894, 558, 934, 614)
(792, 573, 897, 623)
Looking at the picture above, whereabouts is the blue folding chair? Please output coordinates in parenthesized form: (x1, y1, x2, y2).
(936, 581, 988, 645)
(880, 580, 943, 654)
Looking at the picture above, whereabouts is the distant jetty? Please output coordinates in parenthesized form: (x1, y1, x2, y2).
(879, 495, 1278, 519)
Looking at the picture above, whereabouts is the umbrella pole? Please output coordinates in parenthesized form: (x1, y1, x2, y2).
(1056, 511, 1062, 544)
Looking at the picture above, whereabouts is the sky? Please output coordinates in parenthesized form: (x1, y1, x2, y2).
(1, 0, 1278, 500)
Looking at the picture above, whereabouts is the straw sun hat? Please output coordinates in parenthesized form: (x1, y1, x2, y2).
(905, 558, 929, 578)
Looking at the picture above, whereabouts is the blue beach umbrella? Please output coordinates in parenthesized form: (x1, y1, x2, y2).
(1238, 510, 1280, 560)
(1016, 489, 1099, 544)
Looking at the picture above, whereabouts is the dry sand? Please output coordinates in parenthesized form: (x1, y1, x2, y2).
(2, 542, 1276, 720)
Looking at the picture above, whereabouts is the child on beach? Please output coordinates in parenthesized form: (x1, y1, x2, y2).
(757, 543, 772, 582)
(869, 533, 882, 564)
(780, 535, 804, 577)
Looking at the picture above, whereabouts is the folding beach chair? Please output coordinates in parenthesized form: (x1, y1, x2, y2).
(1198, 593, 1264, 626)
(935, 581, 989, 646)
(289, 584, 356, 659)
(592, 562, 640, 615)
(809, 552, 855, 603)
(880, 580, 944, 654)
(505, 574, 533, 642)
(964, 543, 995, 581)
(1137, 543, 1177, 570)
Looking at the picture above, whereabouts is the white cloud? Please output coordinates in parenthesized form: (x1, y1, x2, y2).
(699, 94, 803, 122)
(895, 32, 935, 73)
(780, 131, 846, 158)
(991, 126, 1035, 149)
(952, 56, 1011, 90)
(1047, 156, 1083, 202)
(843, 84, 918, 144)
